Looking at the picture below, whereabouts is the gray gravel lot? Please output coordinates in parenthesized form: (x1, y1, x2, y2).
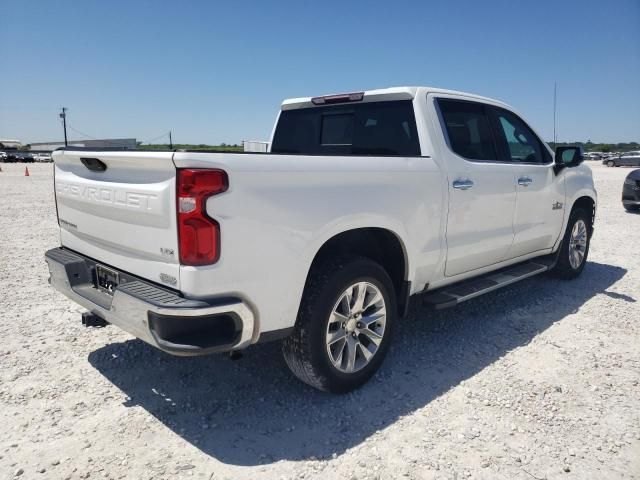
(1, 162, 639, 480)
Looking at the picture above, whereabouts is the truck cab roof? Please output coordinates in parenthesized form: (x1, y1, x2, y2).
(281, 86, 512, 111)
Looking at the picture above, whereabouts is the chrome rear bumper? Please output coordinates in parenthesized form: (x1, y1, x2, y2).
(45, 247, 255, 356)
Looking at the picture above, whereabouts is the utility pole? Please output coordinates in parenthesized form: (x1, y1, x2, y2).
(169, 130, 173, 149)
(59, 107, 68, 147)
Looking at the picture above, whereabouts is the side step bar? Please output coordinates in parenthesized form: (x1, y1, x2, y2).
(421, 256, 557, 310)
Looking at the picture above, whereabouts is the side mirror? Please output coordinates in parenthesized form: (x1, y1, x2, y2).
(555, 146, 584, 172)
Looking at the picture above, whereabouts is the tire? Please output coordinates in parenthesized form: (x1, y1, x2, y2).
(551, 208, 591, 279)
(282, 256, 397, 393)
(607, 160, 615, 167)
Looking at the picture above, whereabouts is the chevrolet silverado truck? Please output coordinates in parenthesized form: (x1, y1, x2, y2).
(45, 87, 597, 393)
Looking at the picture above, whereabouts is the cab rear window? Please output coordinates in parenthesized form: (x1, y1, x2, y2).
(271, 100, 420, 156)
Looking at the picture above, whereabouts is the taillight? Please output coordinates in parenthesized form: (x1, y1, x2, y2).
(177, 169, 228, 266)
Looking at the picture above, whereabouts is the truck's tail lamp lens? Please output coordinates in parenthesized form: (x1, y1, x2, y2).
(177, 169, 228, 266)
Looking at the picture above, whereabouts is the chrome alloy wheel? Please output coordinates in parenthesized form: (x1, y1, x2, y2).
(568, 219, 588, 269)
(325, 282, 387, 373)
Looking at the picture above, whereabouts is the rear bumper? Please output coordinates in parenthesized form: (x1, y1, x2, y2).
(44, 247, 255, 356)
(622, 184, 640, 207)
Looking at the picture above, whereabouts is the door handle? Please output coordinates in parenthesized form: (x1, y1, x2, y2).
(452, 179, 474, 190)
(518, 177, 533, 187)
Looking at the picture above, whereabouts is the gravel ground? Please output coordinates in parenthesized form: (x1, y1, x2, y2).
(1, 162, 639, 480)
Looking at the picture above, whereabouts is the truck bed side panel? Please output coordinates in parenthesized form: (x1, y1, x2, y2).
(173, 152, 444, 335)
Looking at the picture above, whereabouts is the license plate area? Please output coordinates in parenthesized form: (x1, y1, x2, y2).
(96, 264, 120, 295)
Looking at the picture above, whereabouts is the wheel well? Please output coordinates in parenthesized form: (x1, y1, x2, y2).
(572, 196, 596, 232)
(305, 228, 408, 314)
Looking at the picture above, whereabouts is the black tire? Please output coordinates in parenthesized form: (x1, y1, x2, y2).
(607, 160, 615, 167)
(551, 207, 591, 280)
(282, 256, 397, 393)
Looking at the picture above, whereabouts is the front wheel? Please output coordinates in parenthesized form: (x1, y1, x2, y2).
(551, 208, 591, 279)
(607, 160, 615, 167)
(282, 257, 396, 393)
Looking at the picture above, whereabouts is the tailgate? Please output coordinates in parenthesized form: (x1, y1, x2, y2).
(53, 150, 181, 289)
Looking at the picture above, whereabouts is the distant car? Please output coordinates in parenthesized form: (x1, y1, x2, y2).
(3, 151, 17, 162)
(606, 151, 640, 167)
(15, 152, 35, 163)
(622, 169, 640, 212)
(33, 152, 52, 162)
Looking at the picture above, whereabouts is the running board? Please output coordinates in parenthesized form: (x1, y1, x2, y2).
(421, 256, 556, 310)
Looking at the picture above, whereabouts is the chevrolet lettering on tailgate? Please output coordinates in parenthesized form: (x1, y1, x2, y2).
(56, 181, 158, 211)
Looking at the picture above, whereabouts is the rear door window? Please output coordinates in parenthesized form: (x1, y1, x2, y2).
(271, 100, 420, 156)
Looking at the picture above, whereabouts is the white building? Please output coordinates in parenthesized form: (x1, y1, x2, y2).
(243, 140, 270, 153)
(0, 139, 22, 150)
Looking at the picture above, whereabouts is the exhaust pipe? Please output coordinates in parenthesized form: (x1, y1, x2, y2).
(81, 312, 108, 328)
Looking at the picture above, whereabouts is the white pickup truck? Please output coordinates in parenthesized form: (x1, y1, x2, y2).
(46, 86, 597, 393)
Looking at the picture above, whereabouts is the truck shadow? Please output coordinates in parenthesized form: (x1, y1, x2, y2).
(88, 261, 627, 466)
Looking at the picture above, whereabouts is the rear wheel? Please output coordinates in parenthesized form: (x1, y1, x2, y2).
(282, 257, 396, 393)
(551, 208, 591, 279)
(607, 160, 615, 167)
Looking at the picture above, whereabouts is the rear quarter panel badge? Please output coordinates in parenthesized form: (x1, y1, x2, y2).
(159, 273, 177, 286)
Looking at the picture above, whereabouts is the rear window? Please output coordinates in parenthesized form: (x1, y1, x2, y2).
(271, 100, 421, 156)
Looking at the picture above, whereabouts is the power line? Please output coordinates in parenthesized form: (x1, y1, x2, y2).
(142, 131, 171, 144)
(66, 125, 133, 147)
(67, 122, 172, 147)
(67, 125, 98, 140)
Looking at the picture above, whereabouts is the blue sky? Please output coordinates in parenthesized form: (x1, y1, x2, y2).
(1, 0, 638, 145)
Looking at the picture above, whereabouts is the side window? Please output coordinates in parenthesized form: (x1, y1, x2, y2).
(437, 99, 497, 161)
(490, 108, 548, 163)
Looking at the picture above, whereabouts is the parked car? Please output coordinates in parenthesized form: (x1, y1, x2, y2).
(45, 86, 597, 392)
(3, 151, 18, 162)
(622, 169, 640, 212)
(605, 151, 640, 167)
(13, 152, 34, 163)
(33, 152, 52, 162)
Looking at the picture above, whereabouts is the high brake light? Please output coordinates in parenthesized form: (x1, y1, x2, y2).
(311, 92, 364, 105)
(177, 169, 228, 266)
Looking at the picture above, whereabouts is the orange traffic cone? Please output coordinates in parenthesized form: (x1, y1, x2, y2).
(25, 166, 30, 176)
